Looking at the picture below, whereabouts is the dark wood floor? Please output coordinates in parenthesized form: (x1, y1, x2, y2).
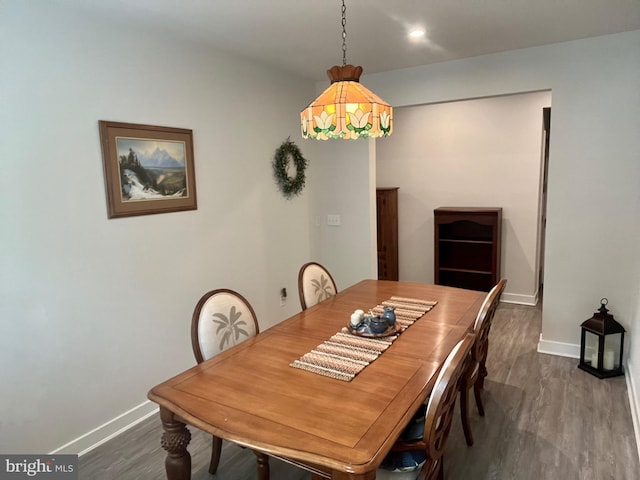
(79, 303, 639, 479)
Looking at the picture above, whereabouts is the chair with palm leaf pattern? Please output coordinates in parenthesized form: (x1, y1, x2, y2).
(191, 288, 270, 479)
(297, 262, 338, 310)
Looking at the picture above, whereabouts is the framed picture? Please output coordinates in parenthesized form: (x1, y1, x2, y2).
(99, 121, 197, 218)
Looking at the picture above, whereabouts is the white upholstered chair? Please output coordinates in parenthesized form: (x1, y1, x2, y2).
(298, 262, 338, 310)
(191, 289, 269, 479)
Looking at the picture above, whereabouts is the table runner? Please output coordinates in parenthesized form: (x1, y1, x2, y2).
(291, 296, 437, 381)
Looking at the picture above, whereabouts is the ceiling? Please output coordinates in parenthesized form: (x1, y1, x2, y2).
(53, 0, 640, 81)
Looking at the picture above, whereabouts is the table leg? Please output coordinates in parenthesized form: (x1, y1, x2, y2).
(159, 407, 192, 480)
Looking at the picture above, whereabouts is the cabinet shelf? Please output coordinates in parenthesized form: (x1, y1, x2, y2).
(439, 238, 494, 245)
(439, 267, 493, 275)
(434, 208, 502, 292)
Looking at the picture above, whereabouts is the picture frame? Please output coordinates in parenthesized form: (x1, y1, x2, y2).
(98, 121, 197, 218)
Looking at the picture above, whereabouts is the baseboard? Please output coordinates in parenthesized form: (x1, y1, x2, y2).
(626, 361, 640, 463)
(501, 291, 538, 306)
(49, 400, 159, 456)
(536, 334, 580, 358)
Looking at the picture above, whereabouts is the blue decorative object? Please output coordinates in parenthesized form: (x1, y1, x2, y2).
(382, 306, 396, 326)
(367, 315, 388, 334)
(347, 308, 401, 337)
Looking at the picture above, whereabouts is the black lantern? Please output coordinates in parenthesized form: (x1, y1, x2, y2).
(578, 298, 625, 378)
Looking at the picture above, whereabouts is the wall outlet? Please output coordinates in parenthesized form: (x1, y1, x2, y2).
(327, 214, 341, 226)
(280, 287, 287, 307)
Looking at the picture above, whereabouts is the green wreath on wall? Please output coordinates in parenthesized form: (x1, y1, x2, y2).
(272, 137, 308, 199)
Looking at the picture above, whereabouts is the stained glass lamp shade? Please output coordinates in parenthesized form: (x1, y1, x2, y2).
(301, 65, 392, 140)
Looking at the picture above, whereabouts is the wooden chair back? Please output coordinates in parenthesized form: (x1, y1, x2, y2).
(422, 333, 475, 479)
(471, 279, 507, 372)
(297, 262, 338, 310)
(385, 333, 476, 480)
(457, 278, 507, 446)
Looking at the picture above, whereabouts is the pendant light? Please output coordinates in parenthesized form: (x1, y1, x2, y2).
(301, 0, 393, 140)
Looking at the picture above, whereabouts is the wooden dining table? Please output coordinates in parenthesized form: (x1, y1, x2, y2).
(148, 280, 485, 480)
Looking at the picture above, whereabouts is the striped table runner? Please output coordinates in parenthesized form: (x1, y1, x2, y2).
(291, 296, 437, 381)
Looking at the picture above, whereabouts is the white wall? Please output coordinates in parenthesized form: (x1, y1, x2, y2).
(314, 30, 640, 437)
(0, 1, 316, 453)
(307, 139, 377, 290)
(630, 251, 640, 459)
(363, 30, 640, 345)
(376, 92, 551, 304)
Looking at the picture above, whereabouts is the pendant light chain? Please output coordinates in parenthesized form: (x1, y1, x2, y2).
(341, 0, 347, 66)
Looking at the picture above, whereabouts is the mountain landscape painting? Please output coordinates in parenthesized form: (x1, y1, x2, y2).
(99, 120, 197, 218)
(116, 137, 189, 202)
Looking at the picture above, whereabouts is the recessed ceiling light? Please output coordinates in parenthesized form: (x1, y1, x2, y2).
(408, 28, 426, 39)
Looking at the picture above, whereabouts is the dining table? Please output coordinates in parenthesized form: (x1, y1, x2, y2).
(148, 279, 485, 480)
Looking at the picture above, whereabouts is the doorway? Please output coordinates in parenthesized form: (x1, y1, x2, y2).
(376, 92, 551, 305)
(537, 107, 551, 300)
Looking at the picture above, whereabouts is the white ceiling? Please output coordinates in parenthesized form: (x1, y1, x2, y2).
(53, 0, 640, 81)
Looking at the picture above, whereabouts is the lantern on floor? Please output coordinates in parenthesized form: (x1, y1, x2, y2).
(578, 298, 625, 378)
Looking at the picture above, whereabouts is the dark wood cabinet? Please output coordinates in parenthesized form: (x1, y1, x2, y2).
(376, 188, 399, 281)
(434, 207, 502, 292)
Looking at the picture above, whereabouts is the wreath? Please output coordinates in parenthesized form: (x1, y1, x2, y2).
(272, 137, 308, 198)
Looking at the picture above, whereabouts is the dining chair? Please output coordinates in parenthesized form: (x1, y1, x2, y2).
(297, 261, 338, 310)
(191, 288, 270, 479)
(459, 279, 507, 446)
(377, 332, 477, 480)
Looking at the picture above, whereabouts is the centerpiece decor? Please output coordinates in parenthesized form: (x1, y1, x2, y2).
(291, 297, 436, 381)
